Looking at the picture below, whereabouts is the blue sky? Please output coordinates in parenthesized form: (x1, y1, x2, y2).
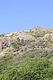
(0, 0, 53, 34)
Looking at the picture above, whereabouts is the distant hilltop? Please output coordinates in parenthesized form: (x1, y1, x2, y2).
(0, 27, 53, 62)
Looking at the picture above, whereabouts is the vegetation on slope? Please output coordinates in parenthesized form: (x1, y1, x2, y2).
(0, 27, 53, 80)
(0, 57, 53, 80)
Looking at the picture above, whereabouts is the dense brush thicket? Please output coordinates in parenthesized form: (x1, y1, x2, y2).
(0, 57, 53, 80)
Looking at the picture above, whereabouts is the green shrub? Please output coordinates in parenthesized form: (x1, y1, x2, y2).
(0, 34, 5, 37)
(0, 58, 53, 80)
(11, 42, 19, 50)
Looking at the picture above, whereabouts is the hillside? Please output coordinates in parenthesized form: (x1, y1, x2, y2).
(0, 27, 53, 80)
(0, 27, 53, 59)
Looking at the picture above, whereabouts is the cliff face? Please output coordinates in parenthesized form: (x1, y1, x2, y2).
(0, 27, 53, 61)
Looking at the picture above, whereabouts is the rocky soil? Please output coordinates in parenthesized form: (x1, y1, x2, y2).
(0, 27, 53, 61)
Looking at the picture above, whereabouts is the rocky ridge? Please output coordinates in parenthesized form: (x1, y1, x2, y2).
(0, 27, 53, 61)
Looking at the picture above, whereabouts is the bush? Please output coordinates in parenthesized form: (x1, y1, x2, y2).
(0, 34, 5, 37)
(0, 58, 53, 80)
(11, 42, 19, 50)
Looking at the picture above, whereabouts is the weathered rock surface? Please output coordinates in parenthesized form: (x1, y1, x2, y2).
(0, 27, 53, 59)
